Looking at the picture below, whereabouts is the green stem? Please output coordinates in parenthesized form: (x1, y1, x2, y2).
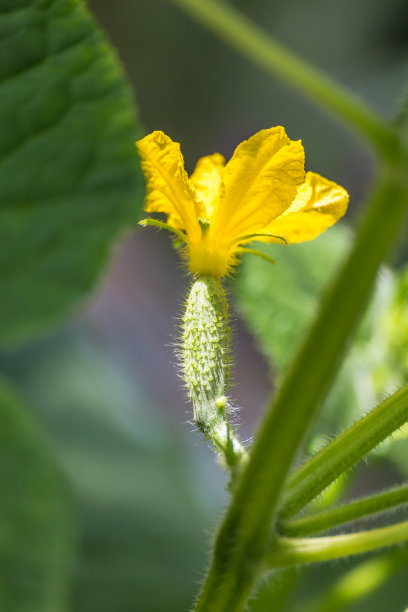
(280, 484, 408, 537)
(267, 520, 408, 568)
(168, 0, 398, 158)
(280, 384, 408, 520)
(193, 166, 408, 611)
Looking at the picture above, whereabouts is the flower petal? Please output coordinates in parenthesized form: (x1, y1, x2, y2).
(211, 127, 305, 240)
(190, 153, 225, 219)
(136, 131, 203, 241)
(260, 172, 349, 244)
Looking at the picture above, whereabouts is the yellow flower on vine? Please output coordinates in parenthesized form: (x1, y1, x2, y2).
(136, 127, 348, 277)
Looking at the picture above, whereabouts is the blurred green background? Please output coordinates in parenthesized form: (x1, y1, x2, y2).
(2, 0, 408, 610)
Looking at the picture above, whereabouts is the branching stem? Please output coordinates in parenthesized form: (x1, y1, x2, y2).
(268, 520, 408, 567)
(280, 484, 408, 537)
(280, 384, 408, 520)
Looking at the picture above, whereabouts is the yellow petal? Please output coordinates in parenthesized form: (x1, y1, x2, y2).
(211, 127, 305, 241)
(136, 131, 203, 241)
(260, 172, 349, 244)
(190, 153, 225, 219)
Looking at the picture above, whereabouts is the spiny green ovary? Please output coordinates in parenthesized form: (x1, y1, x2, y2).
(182, 277, 231, 433)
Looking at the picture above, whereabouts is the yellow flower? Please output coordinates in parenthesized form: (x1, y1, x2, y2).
(136, 127, 349, 278)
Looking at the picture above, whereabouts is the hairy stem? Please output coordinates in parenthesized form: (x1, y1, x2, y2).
(267, 520, 408, 567)
(280, 384, 408, 520)
(280, 484, 408, 536)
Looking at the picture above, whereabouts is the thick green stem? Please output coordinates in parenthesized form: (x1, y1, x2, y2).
(168, 0, 398, 159)
(280, 484, 408, 536)
(267, 520, 408, 568)
(280, 384, 408, 520)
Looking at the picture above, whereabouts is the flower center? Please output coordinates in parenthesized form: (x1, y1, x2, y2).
(198, 217, 211, 235)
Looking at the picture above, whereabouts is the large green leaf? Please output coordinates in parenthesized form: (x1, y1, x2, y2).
(0, 378, 73, 611)
(0, 0, 144, 346)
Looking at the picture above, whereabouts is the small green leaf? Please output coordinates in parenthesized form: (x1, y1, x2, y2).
(0, 0, 144, 346)
(0, 378, 73, 611)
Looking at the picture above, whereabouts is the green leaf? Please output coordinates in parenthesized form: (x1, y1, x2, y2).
(0, 331, 225, 612)
(300, 548, 408, 612)
(0, 377, 73, 611)
(233, 225, 407, 447)
(234, 226, 351, 372)
(247, 568, 298, 612)
(234, 226, 357, 444)
(0, 0, 144, 346)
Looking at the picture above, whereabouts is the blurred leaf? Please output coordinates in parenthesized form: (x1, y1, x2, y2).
(0, 377, 73, 612)
(248, 568, 298, 612)
(396, 77, 408, 144)
(233, 225, 408, 446)
(0, 0, 144, 347)
(233, 225, 357, 439)
(234, 225, 351, 372)
(299, 548, 408, 612)
(0, 331, 225, 612)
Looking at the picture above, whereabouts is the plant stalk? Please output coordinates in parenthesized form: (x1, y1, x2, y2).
(280, 484, 408, 536)
(280, 385, 408, 520)
(268, 520, 408, 567)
